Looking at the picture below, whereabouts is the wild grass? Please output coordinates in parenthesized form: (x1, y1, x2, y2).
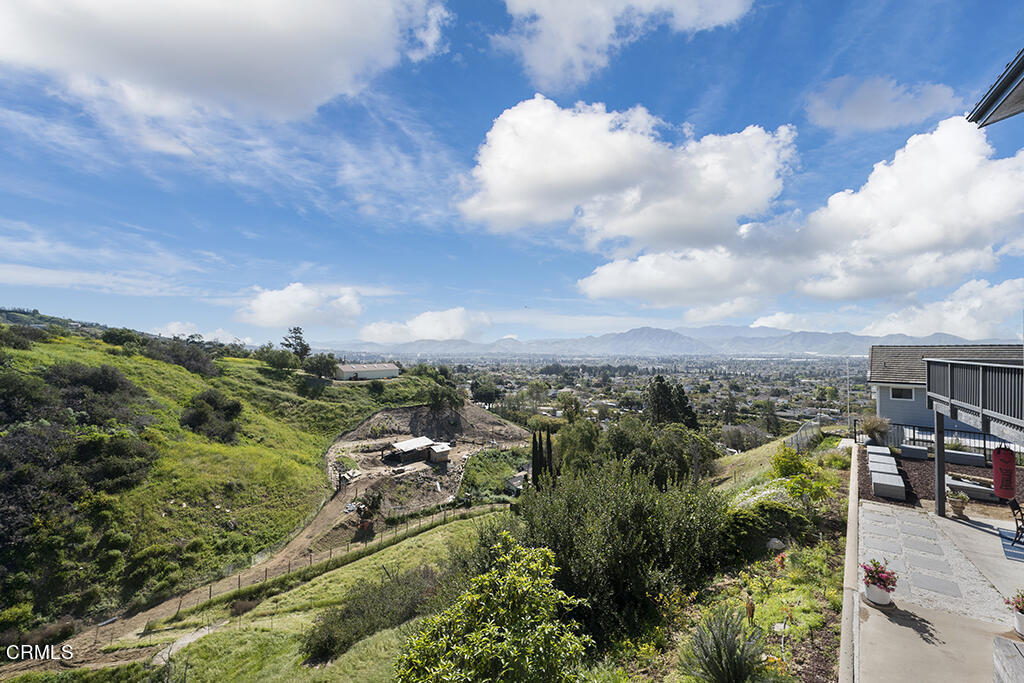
(457, 447, 527, 502)
(4, 335, 433, 611)
(167, 617, 424, 682)
(712, 435, 791, 494)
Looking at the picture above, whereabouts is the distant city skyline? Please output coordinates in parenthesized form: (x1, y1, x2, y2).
(1, 1, 1024, 344)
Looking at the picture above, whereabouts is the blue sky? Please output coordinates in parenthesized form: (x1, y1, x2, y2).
(1, 0, 1024, 345)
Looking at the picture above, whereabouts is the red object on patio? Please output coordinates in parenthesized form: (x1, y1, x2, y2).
(993, 446, 1016, 499)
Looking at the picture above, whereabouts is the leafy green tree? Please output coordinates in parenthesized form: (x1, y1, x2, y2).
(556, 391, 582, 423)
(556, 419, 601, 471)
(263, 348, 298, 370)
(395, 534, 592, 683)
(470, 374, 501, 403)
(721, 393, 738, 424)
(281, 326, 311, 362)
(427, 383, 462, 414)
(302, 352, 337, 379)
(753, 399, 781, 435)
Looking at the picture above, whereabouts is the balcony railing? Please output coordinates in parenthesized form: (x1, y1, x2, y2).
(925, 357, 1024, 445)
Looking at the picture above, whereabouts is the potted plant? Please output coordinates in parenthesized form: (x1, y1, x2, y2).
(861, 558, 898, 605)
(947, 488, 969, 517)
(1005, 589, 1024, 637)
(861, 415, 890, 446)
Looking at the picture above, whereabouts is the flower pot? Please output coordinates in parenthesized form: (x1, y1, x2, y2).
(1015, 609, 1024, 637)
(865, 582, 891, 605)
(949, 499, 966, 517)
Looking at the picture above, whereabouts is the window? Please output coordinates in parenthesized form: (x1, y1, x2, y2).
(890, 387, 914, 400)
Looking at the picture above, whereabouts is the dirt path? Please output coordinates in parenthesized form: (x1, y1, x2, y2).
(0, 404, 527, 679)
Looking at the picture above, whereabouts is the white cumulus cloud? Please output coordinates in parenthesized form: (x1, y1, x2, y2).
(577, 116, 1024, 321)
(460, 95, 796, 252)
(360, 308, 491, 343)
(153, 321, 252, 344)
(858, 279, 1024, 340)
(806, 76, 961, 132)
(235, 282, 363, 327)
(497, 0, 752, 90)
(0, 0, 450, 118)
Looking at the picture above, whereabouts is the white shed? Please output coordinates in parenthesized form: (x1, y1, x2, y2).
(336, 363, 400, 380)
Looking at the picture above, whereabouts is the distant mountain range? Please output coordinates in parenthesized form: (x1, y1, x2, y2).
(320, 325, 1019, 359)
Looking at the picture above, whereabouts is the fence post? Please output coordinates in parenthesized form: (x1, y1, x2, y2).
(237, 575, 240, 591)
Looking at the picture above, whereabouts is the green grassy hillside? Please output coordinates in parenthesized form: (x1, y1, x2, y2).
(0, 332, 433, 627)
(147, 517, 485, 683)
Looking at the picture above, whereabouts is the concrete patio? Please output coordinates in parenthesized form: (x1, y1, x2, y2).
(856, 500, 1024, 681)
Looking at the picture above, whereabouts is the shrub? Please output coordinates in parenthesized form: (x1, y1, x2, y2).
(722, 501, 810, 564)
(721, 424, 769, 451)
(101, 328, 143, 346)
(143, 337, 219, 376)
(519, 461, 728, 643)
(821, 448, 851, 470)
(395, 534, 592, 682)
(861, 415, 890, 443)
(679, 606, 768, 683)
(180, 389, 242, 443)
(770, 444, 807, 478)
(367, 379, 385, 396)
(303, 566, 438, 662)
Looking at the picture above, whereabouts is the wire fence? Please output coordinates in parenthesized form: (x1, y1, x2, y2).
(93, 503, 509, 643)
(784, 418, 823, 453)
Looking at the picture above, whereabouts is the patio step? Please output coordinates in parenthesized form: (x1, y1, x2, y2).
(871, 471, 906, 501)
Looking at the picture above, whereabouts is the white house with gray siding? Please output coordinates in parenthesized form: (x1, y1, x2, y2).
(868, 345, 1022, 436)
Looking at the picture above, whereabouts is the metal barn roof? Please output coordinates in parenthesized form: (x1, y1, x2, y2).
(338, 363, 399, 372)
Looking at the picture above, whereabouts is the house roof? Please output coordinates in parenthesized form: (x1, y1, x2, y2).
(338, 363, 399, 372)
(430, 443, 451, 453)
(868, 345, 1023, 385)
(968, 47, 1024, 127)
(392, 436, 434, 452)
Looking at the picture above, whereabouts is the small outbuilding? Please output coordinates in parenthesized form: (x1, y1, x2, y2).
(336, 363, 400, 381)
(428, 443, 451, 463)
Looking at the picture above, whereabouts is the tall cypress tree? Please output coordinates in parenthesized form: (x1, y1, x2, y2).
(545, 430, 554, 480)
(531, 432, 539, 488)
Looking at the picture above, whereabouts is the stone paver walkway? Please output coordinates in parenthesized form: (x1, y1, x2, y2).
(858, 500, 1007, 624)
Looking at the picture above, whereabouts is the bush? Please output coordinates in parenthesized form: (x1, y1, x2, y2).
(519, 461, 728, 643)
(821, 448, 851, 470)
(180, 389, 243, 443)
(143, 338, 219, 376)
(722, 501, 810, 564)
(770, 444, 807, 478)
(395, 534, 592, 682)
(861, 415, 890, 443)
(304, 566, 438, 662)
(101, 328, 143, 346)
(367, 379, 385, 396)
(679, 606, 769, 683)
(0, 325, 35, 350)
(721, 424, 769, 452)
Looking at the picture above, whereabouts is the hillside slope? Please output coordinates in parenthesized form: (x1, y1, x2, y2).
(0, 332, 434, 628)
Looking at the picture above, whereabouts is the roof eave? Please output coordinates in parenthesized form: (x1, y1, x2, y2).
(968, 48, 1024, 127)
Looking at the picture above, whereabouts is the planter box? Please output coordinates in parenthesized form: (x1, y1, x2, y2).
(945, 474, 999, 502)
(945, 449, 987, 467)
(899, 444, 928, 460)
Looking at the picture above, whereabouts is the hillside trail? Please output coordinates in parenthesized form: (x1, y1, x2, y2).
(0, 407, 526, 679)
